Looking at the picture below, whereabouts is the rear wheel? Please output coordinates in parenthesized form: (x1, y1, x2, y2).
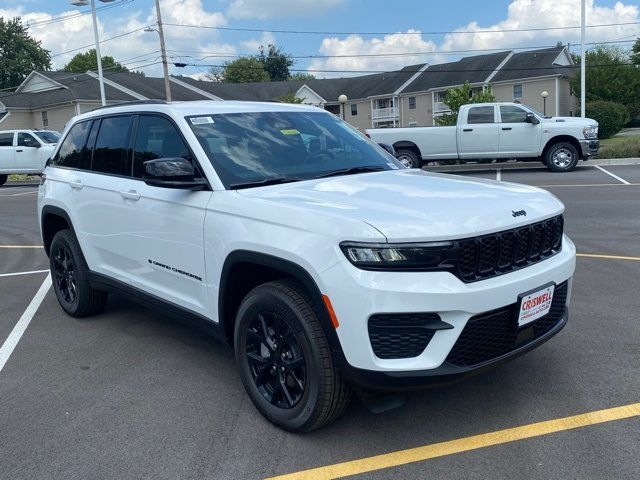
(0, 174, 7, 186)
(545, 142, 579, 172)
(395, 149, 420, 168)
(234, 280, 351, 432)
(50, 229, 108, 317)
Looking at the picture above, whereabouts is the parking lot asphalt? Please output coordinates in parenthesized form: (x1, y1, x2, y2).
(1, 164, 639, 480)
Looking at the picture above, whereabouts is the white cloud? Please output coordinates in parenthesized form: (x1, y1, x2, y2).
(307, 0, 640, 78)
(241, 32, 276, 53)
(227, 0, 344, 20)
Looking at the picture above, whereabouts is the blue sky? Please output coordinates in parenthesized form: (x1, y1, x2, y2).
(1, 0, 638, 79)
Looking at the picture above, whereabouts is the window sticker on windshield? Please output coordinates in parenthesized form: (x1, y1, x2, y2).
(280, 129, 300, 135)
(190, 116, 214, 125)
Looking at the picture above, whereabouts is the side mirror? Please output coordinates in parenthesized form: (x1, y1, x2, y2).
(525, 113, 540, 125)
(143, 157, 207, 190)
(377, 143, 396, 156)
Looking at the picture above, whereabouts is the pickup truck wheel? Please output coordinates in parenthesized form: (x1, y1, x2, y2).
(395, 149, 420, 168)
(234, 280, 351, 432)
(0, 174, 7, 186)
(546, 143, 579, 172)
(50, 230, 108, 317)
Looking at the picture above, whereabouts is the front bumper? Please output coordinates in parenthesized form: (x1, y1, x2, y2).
(320, 236, 576, 386)
(579, 139, 599, 159)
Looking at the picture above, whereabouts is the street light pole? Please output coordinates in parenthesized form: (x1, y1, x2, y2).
(154, 0, 172, 102)
(338, 94, 348, 121)
(541, 90, 549, 116)
(580, 0, 586, 118)
(89, 0, 106, 106)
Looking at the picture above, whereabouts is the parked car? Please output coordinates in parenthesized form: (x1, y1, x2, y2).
(39, 100, 575, 431)
(0, 130, 60, 185)
(366, 102, 599, 172)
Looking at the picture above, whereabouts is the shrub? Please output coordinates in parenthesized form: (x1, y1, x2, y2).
(596, 137, 640, 159)
(585, 101, 628, 138)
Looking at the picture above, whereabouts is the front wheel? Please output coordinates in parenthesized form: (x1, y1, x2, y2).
(545, 142, 579, 172)
(0, 174, 7, 186)
(234, 280, 351, 432)
(395, 149, 420, 168)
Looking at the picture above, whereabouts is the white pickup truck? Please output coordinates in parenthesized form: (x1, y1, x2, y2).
(0, 129, 60, 186)
(366, 102, 599, 172)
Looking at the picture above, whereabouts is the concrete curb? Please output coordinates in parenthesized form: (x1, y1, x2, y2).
(423, 157, 640, 173)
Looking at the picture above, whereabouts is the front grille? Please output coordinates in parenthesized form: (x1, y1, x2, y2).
(368, 313, 440, 359)
(446, 281, 568, 367)
(455, 215, 563, 282)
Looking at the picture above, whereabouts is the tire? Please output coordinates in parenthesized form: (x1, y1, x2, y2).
(50, 229, 108, 317)
(0, 174, 7, 186)
(234, 280, 351, 432)
(545, 142, 579, 172)
(395, 149, 420, 168)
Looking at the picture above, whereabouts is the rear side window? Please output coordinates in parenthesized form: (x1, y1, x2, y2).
(55, 121, 92, 169)
(467, 106, 495, 124)
(0, 132, 13, 146)
(132, 115, 195, 178)
(92, 116, 133, 176)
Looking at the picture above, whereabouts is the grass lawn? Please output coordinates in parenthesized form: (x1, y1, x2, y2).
(596, 131, 640, 159)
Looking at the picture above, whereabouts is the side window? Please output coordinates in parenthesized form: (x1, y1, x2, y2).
(92, 116, 133, 176)
(18, 133, 39, 147)
(500, 106, 529, 123)
(0, 132, 13, 147)
(132, 115, 195, 178)
(55, 121, 92, 169)
(466, 106, 495, 124)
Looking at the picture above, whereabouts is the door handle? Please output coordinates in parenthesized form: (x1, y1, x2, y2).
(501, 127, 512, 131)
(69, 179, 83, 190)
(463, 128, 473, 132)
(16, 149, 23, 152)
(120, 190, 141, 201)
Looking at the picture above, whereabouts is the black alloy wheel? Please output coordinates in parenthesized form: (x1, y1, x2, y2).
(52, 243, 77, 304)
(245, 311, 306, 409)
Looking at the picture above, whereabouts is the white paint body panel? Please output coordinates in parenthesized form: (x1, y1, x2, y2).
(0, 130, 57, 175)
(39, 101, 576, 374)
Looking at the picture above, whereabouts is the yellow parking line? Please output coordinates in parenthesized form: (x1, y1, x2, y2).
(0, 245, 43, 249)
(266, 402, 640, 480)
(577, 253, 640, 261)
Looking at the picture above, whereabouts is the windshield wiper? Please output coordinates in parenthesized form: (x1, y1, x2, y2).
(230, 176, 301, 190)
(315, 165, 386, 179)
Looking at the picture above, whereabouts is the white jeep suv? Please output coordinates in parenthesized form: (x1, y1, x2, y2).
(38, 100, 576, 431)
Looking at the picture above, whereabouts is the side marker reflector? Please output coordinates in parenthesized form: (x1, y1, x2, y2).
(322, 295, 339, 329)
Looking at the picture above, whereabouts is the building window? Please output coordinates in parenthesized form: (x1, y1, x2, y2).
(513, 84, 523, 99)
(350, 103, 357, 116)
(41, 111, 49, 128)
(408, 97, 416, 109)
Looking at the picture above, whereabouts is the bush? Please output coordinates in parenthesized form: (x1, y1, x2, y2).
(585, 101, 629, 138)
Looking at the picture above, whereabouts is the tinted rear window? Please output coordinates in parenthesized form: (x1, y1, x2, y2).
(92, 116, 133, 176)
(0, 132, 13, 147)
(55, 121, 92, 169)
(467, 106, 495, 124)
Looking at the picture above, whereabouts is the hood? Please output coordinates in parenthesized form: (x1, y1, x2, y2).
(237, 170, 564, 243)
(543, 116, 597, 126)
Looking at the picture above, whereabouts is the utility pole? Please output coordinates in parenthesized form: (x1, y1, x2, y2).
(90, 0, 106, 106)
(154, 0, 172, 102)
(580, 0, 586, 118)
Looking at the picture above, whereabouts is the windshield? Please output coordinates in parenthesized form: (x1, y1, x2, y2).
(33, 131, 60, 144)
(187, 111, 402, 188)
(521, 105, 547, 119)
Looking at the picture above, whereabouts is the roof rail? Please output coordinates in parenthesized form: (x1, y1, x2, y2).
(92, 99, 167, 111)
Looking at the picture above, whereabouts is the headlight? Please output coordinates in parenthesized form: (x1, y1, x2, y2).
(340, 241, 453, 270)
(583, 125, 598, 139)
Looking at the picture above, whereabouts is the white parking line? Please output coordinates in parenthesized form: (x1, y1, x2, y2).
(0, 274, 51, 372)
(0, 269, 49, 278)
(595, 166, 630, 185)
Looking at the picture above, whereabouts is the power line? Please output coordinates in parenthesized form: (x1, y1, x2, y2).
(162, 20, 640, 36)
(165, 39, 637, 61)
(49, 26, 153, 59)
(25, 0, 133, 29)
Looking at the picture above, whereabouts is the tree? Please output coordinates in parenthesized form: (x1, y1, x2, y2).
(435, 82, 496, 126)
(0, 17, 51, 90)
(62, 49, 128, 73)
(290, 72, 316, 81)
(632, 38, 640, 65)
(214, 57, 270, 83)
(258, 44, 294, 81)
(274, 92, 304, 104)
(571, 46, 640, 114)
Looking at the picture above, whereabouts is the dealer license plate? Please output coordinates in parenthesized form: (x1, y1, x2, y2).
(517, 284, 555, 327)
